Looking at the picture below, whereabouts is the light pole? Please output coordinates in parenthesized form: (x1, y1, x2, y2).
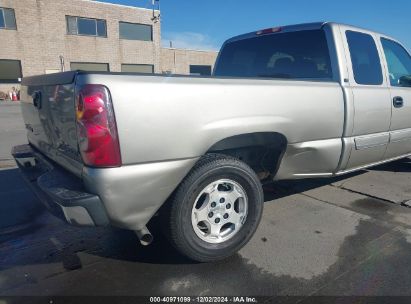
(59, 55, 65, 72)
(151, 0, 160, 23)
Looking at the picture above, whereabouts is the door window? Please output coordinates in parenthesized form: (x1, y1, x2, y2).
(346, 31, 383, 85)
(381, 38, 411, 87)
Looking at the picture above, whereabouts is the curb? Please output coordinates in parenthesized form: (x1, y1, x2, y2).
(0, 101, 20, 106)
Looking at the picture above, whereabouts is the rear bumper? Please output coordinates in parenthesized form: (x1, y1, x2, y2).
(12, 144, 109, 226)
(13, 144, 199, 231)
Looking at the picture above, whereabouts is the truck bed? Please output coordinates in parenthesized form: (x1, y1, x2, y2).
(21, 71, 344, 176)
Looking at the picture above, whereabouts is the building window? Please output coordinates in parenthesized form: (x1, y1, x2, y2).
(190, 65, 212, 76)
(121, 64, 154, 74)
(0, 59, 22, 83)
(45, 69, 60, 74)
(66, 16, 107, 37)
(0, 7, 17, 30)
(70, 62, 109, 72)
(119, 22, 152, 41)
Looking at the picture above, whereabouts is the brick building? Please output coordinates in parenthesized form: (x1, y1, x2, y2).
(0, 0, 218, 96)
(161, 47, 219, 75)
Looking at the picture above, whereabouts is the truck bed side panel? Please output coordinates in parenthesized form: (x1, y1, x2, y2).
(77, 74, 345, 178)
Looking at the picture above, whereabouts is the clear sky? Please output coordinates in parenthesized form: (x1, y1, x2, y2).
(96, 0, 411, 52)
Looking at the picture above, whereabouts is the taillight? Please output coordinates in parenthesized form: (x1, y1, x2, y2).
(75, 84, 121, 167)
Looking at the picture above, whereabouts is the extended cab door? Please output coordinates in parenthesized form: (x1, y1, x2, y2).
(339, 26, 392, 171)
(379, 37, 411, 159)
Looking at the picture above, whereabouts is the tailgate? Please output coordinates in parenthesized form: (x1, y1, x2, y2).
(20, 71, 83, 176)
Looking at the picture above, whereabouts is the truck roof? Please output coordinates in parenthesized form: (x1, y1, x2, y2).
(224, 21, 391, 45)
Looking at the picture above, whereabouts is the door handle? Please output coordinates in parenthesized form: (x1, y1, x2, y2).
(393, 96, 404, 108)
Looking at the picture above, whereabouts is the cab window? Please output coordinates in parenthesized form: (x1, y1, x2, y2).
(214, 30, 333, 80)
(346, 31, 383, 85)
(381, 38, 411, 87)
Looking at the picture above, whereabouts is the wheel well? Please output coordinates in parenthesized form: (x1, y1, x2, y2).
(206, 132, 287, 179)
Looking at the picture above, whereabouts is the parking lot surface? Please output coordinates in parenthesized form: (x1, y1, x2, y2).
(2, 103, 411, 300)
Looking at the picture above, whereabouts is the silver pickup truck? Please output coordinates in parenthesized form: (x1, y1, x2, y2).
(13, 22, 411, 262)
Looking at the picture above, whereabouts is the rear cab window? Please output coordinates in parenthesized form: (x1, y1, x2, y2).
(346, 31, 383, 85)
(214, 30, 333, 81)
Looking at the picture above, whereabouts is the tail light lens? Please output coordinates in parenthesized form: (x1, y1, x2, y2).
(75, 84, 121, 167)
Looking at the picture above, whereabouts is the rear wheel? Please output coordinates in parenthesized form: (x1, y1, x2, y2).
(165, 154, 264, 262)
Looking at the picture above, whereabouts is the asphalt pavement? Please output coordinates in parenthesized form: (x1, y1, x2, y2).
(2, 103, 411, 301)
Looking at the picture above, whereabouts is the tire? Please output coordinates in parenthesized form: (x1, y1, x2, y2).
(164, 153, 264, 262)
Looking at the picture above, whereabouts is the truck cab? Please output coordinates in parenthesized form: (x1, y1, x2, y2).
(330, 23, 411, 174)
(214, 22, 411, 177)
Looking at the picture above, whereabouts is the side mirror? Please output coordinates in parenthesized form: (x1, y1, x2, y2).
(399, 75, 411, 87)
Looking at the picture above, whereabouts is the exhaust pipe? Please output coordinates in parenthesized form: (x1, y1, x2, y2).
(135, 227, 153, 246)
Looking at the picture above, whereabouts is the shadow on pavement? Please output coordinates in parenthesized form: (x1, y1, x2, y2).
(1, 157, 408, 262)
(263, 156, 411, 202)
(262, 171, 366, 202)
(2, 158, 411, 296)
(368, 157, 411, 173)
(0, 168, 43, 237)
